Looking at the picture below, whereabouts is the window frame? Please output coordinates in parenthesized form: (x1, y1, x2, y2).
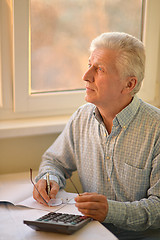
(0, 8, 2, 109)
(13, 0, 85, 116)
(137, 0, 160, 107)
(0, 0, 160, 138)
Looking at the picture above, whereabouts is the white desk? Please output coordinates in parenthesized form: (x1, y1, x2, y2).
(0, 172, 118, 240)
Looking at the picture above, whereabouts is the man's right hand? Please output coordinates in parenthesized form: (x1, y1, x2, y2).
(33, 179, 59, 206)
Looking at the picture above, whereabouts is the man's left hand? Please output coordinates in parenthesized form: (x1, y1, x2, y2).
(75, 192, 108, 222)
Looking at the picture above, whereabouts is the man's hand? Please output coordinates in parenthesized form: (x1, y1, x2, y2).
(33, 179, 59, 206)
(75, 192, 108, 222)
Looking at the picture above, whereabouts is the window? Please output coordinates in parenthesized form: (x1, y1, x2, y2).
(0, 0, 160, 131)
(30, 0, 142, 94)
(13, 0, 143, 116)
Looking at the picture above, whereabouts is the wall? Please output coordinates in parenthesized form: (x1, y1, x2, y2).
(0, 133, 59, 174)
(0, 133, 83, 193)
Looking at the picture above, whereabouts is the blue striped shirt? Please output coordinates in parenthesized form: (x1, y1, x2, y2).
(36, 96, 160, 231)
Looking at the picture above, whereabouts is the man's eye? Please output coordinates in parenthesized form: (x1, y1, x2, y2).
(88, 64, 92, 68)
(98, 67, 104, 72)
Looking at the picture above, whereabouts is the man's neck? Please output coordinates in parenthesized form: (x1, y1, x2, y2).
(97, 96, 133, 134)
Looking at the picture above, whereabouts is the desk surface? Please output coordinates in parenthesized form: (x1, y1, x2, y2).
(0, 203, 118, 240)
(0, 172, 118, 240)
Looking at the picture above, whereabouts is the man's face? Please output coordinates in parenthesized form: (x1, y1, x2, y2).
(82, 48, 126, 109)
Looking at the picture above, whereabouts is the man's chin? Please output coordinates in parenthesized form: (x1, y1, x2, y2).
(85, 95, 95, 105)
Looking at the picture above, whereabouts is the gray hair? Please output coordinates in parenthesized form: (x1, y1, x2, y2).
(90, 32, 145, 95)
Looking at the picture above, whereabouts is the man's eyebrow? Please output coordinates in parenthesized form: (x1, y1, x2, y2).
(88, 59, 105, 67)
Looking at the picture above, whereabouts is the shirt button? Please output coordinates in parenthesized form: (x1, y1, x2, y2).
(106, 156, 110, 160)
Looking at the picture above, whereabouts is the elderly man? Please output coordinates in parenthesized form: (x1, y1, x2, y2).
(33, 32, 160, 239)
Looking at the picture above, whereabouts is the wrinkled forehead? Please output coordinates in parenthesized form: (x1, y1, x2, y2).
(89, 48, 117, 64)
(89, 48, 119, 72)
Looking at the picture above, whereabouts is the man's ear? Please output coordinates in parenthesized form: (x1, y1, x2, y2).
(122, 77, 137, 94)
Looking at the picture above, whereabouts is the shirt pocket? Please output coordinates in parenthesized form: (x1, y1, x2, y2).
(122, 163, 150, 201)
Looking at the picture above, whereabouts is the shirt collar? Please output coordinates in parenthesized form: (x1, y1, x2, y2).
(114, 95, 140, 128)
(93, 95, 141, 128)
(93, 107, 104, 124)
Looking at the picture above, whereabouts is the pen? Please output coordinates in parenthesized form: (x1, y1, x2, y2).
(46, 172, 50, 195)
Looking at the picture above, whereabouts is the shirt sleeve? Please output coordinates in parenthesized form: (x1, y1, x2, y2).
(104, 140, 160, 231)
(105, 196, 160, 231)
(35, 111, 78, 188)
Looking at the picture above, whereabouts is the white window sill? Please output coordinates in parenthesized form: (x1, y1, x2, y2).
(0, 116, 70, 139)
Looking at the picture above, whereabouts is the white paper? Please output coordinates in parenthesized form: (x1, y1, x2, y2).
(17, 190, 78, 212)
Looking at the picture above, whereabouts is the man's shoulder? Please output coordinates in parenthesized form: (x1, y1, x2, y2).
(138, 100, 160, 131)
(78, 103, 96, 112)
(140, 100, 160, 120)
(70, 103, 96, 123)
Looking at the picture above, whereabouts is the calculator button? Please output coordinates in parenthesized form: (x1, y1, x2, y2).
(71, 222, 77, 225)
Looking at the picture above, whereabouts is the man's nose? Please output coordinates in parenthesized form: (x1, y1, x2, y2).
(82, 67, 94, 82)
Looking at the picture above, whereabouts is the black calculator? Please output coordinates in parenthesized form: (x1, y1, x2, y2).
(24, 212, 91, 234)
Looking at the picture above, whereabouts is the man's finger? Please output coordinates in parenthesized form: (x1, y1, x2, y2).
(49, 180, 59, 199)
(33, 179, 50, 205)
(75, 193, 106, 203)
